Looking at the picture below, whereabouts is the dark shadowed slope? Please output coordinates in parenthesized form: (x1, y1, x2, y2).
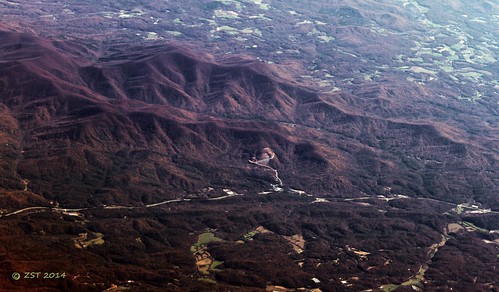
(0, 30, 497, 209)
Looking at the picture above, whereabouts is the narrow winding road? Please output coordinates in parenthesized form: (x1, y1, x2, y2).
(249, 152, 283, 186)
(0, 193, 243, 218)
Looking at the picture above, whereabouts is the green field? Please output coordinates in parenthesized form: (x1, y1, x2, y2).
(461, 221, 488, 233)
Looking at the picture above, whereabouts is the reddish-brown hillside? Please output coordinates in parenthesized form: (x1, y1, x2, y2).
(0, 30, 497, 209)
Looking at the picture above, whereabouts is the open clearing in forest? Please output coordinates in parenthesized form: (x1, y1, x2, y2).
(191, 232, 223, 274)
(73, 232, 105, 249)
(283, 234, 305, 253)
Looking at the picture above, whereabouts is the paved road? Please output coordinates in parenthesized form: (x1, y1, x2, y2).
(1, 206, 50, 217)
(2, 187, 497, 218)
(0, 193, 246, 218)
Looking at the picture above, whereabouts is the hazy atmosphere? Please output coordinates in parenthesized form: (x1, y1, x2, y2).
(0, 0, 497, 291)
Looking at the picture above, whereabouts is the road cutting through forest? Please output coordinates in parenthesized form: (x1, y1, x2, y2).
(248, 151, 283, 186)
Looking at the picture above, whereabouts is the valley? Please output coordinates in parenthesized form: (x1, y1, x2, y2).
(0, 0, 497, 290)
(1, 185, 497, 291)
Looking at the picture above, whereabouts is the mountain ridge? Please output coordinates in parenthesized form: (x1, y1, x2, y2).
(0, 29, 496, 209)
